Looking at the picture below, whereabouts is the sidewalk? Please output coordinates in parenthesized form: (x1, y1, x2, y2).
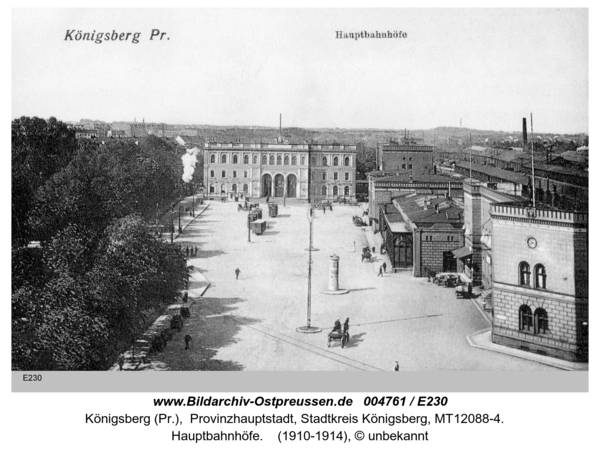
(110, 199, 212, 371)
(467, 329, 588, 371)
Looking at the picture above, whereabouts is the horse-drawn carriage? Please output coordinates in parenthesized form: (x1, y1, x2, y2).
(328, 330, 350, 348)
(238, 202, 259, 212)
(328, 319, 350, 348)
(361, 246, 372, 262)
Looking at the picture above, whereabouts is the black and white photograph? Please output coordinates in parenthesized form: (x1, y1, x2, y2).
(10, 7, 589, 383)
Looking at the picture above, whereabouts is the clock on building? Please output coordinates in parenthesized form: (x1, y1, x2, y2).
(527, 237, 537, 249)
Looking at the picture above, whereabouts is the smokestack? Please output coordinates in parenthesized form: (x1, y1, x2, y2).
(523, 118, 528, 146)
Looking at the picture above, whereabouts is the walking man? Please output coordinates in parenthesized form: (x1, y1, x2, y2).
(194, 246, 198, 257)
(185, 246, 189, 257)
(184, 334, 192, 350)
(394, 361, 399, 371)
(377, 265, 383, 277)
(235, 267, 241, 280)
(382, 262, 387, 273)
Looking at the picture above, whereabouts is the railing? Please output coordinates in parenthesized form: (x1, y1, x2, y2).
(491, 204, 587, 224)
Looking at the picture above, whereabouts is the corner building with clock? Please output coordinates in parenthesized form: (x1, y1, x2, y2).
(463, 178, 588, 362)
(203, 141, 357, 201)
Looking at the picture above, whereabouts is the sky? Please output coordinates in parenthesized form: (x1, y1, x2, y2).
(12, 8, 589, 133)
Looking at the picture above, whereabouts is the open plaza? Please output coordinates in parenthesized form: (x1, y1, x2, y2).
(149, 199, 557, 371)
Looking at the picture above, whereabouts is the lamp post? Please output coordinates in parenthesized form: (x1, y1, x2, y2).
(178, 205, 182, 234)
(297, 207, 321, 334)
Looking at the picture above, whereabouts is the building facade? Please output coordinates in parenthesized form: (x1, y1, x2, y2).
(378, 138, 435, 175)
(203, 142, 357, 201)
(368, 173, 464, 231)
(490, 204, 588, 362)
(463, 178, 528, 287)
(379, 194, 465, 276)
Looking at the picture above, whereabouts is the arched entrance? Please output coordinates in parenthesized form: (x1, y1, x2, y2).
(261, 174, 272, 197)
(394, 235, 413, 268)
(274, 174, 285, 197)
(286, 174, 297, 198)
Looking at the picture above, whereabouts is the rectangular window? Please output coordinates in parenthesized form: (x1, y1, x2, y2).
(408, 164, 413, 169)
(402, 164, 406, 169)
(222, 170, 226, 178)
(322, 172, 327, 181)
(345, 172, 350, 181)
(244, 170, 248, 178)
(210, 170, 215, 178)
(334, 172, 338, 181)
(233, 171, 237, 178)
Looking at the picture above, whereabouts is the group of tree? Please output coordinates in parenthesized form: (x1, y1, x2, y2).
(12, 117, 190, 370)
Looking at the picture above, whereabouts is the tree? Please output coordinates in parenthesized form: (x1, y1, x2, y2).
(12, 117, 78, 245)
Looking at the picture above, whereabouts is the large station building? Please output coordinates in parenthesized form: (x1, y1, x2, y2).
(203, 141, 357, 201)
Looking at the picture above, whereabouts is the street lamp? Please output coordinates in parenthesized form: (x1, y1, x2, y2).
(297, 207, 321, 334)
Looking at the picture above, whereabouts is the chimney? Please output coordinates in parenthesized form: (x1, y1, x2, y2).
(523, 118, 528, 146)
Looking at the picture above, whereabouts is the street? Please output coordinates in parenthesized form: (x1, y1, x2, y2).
(151, 200, 554, 371)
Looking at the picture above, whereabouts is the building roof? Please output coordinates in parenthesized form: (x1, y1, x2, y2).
(454, 162, 529, 185)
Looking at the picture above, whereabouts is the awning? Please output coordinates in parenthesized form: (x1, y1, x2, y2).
(452, 246, 472, 259)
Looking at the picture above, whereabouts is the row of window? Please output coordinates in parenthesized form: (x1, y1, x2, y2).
(208, 183, 248, 194)
(210, 170, 352, 181)
(314, 186, 351, 196)
(317, 172, 351, 181)
(518, 262, 547, 289)
(210, 170, 250, 179)
(424, 236, 458, 241)
(209, 154, 352, 167)
(519, 305, 549, 334)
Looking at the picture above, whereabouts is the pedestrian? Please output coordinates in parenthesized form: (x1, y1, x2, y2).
(372, 246, 376, 253)
(382, 262, 387, 273)
(377, 265, 383, 277)
(394, 361, 399, 371)
(468, 283, 473, 299)
(183, 292, 188, 303)
(329, 204, 332, 211)
(323, 206, 326, 214)
(194, 246, 198, 257)
(184, 334, 192, 350)
(185, 246, 189, 257)
(117, 355, 125, 371)
(235, 267, 241, 280)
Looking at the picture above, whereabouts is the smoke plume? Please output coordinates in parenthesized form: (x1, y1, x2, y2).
(181, 147, 200, 183)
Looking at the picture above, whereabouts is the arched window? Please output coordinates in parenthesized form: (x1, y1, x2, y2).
(534, 308, 549, 334)
(277, 155, 282, 165)
(262, 155, 267, 165)
(321, 186, 328, 196)
(220, 183, 227, 193)
(243, 184, 248, 193)
(322, 156, 328, 166)
(333, 186, 338, 196)
(534, 264, 546, 289)
(253, 155, 258, 164)
(243, 155, 249, 164)
(344, 156, 350, 166)
(209, 184, 215, 194)
(519, 262, 531, 286)
(292, 156, 297, 165)
(300, 156, 305, 165)
(233, 155, 238, 164)
(210, 170, 215, 178)
(221, 154, 227, 164)
(344, 186, 350, 196)
(232, 183, 237, 193)
(284, 156, 289, 165)
(269, 155, 275, 165)
(210, 154, 216, 163)
(519, 305, 533, 332)
(334, 156, 339, 166)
